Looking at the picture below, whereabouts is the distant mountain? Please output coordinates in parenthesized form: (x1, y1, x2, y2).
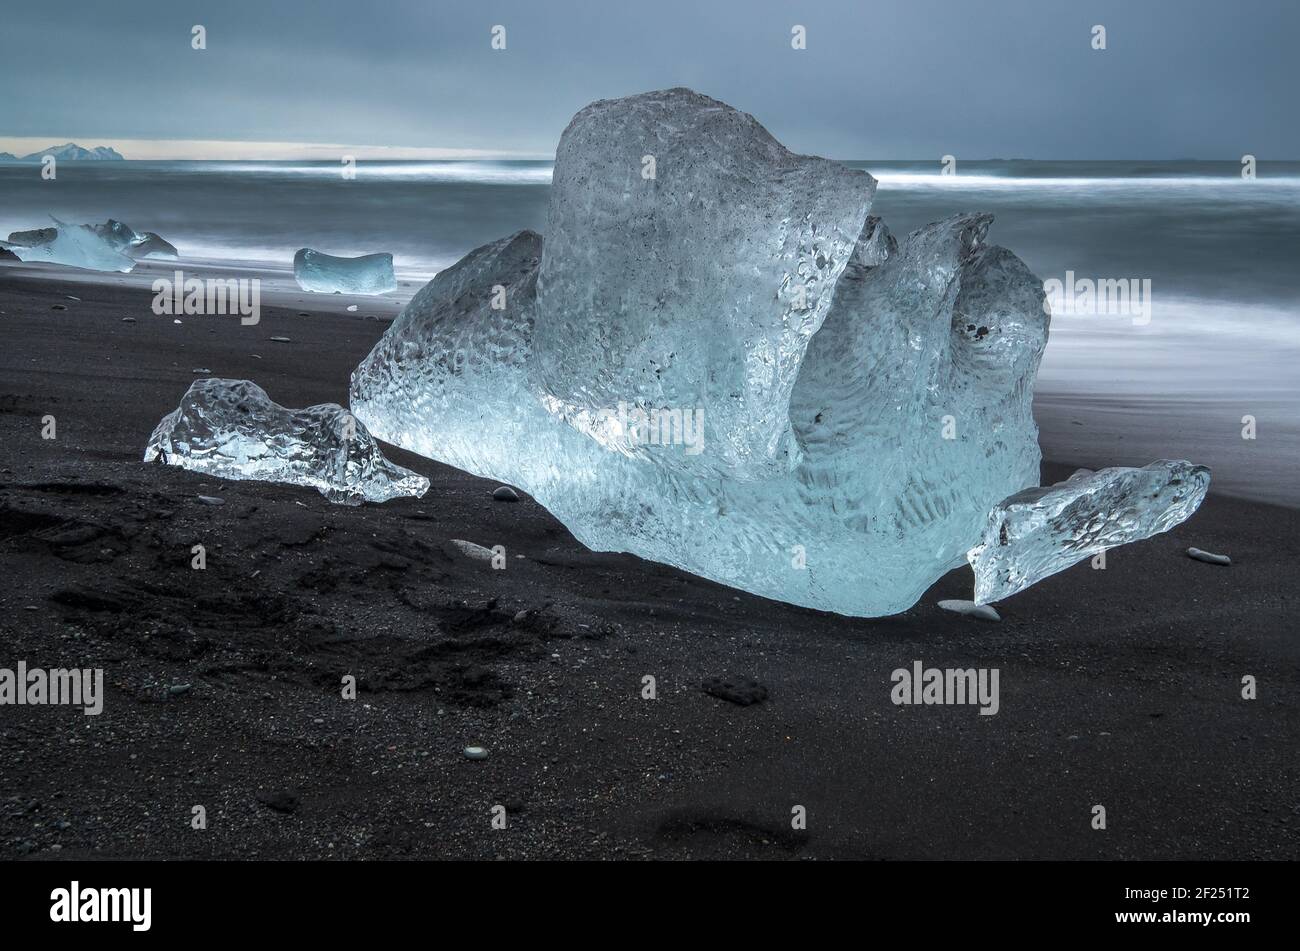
(0, 143, 126, 162)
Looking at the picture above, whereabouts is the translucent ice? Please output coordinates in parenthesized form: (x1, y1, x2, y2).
(145, 379, 428, 505)
(968, 461, 1211, 603)
(351, 89, 1056, 616)
(294, 248, 396, 295)
(90, 219, 179, 259)
(3, 218, 176, 269)
(6, 217, 136, 272)
(534, 88, 876, 479)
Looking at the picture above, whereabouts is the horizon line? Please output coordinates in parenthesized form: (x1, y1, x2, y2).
(1, 137, 1296, 164)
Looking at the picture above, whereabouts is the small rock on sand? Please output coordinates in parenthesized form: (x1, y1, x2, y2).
(451, 539, 495, 561)
(463, 746, 489, 760)
(196, 495, 225, 506)
(1187, 547, 1231, 566)
(938, 599, 1001, 621)
(269, 336, 291, 343)
(121, 317, 136, 323)
(493, 486, 520, 502)
(51, 304, 67, 311)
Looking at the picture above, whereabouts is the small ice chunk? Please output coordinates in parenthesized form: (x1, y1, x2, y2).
(144, 378, 428, 505)
(969, 460, 1211, 603)
(8, 216, 135, 272)
(294, 248, 396, 295)
(937, 599, 1001, 621)
(1187, 547, 1230, 565)
(90, 219, 178, 259)
(6, 218, 177, 263)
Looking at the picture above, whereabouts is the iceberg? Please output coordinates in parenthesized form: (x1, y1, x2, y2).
(968, 461, 1211, 603)
(294, 248, 396, 295)
(145, 379, 428, 505)
(349, 88, 1203, 616)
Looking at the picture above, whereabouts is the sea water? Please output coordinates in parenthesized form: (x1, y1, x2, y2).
(1, 158, 1296, 504)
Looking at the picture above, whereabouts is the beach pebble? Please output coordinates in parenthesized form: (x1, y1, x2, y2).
(492, 486, 520, 502)
(463, 746, 489, 760)
(451, 539, 495, 561)
(51, 304, 67, 311)
(1187, 547, 1231, 566)
(168, 684, 192, 696)
(937, 599, 1001, 621)
(65, 295, 80, 301)
(196, 495, 225, 506)
(269, 336, 291, 343)
(121, 316, 136, 323)
(297, 312, 310, 317)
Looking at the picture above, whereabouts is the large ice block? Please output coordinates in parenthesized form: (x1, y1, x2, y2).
(968, 461, 1211, 603)
(145, 379, 428, 505)
(294, 248, 397, 295)
(349, 89, 1060, 616)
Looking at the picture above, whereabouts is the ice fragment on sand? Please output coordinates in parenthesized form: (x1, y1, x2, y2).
(4, 218, 177, 266)
(969, 460, 1210, 603)
(350, 89, 1052, 617)
(5, 217, 136, 272)
(144, 379, 427, 505)
(294, 248, 396, 295)
(1187, 547, 1230, 565)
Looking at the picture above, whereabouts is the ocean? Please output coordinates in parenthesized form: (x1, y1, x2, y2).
(2, 158, 1297, 505)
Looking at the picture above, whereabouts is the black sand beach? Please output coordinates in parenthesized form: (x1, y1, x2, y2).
(1, 262, 1296, 860)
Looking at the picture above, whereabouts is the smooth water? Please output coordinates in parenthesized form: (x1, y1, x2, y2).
(2, 159, 1297, 504)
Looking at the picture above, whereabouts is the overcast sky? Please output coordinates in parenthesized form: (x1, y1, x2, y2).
(1, 0, 1296, 160)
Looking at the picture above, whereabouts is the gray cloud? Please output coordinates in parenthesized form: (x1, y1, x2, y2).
(1, 0, 1295, 158)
